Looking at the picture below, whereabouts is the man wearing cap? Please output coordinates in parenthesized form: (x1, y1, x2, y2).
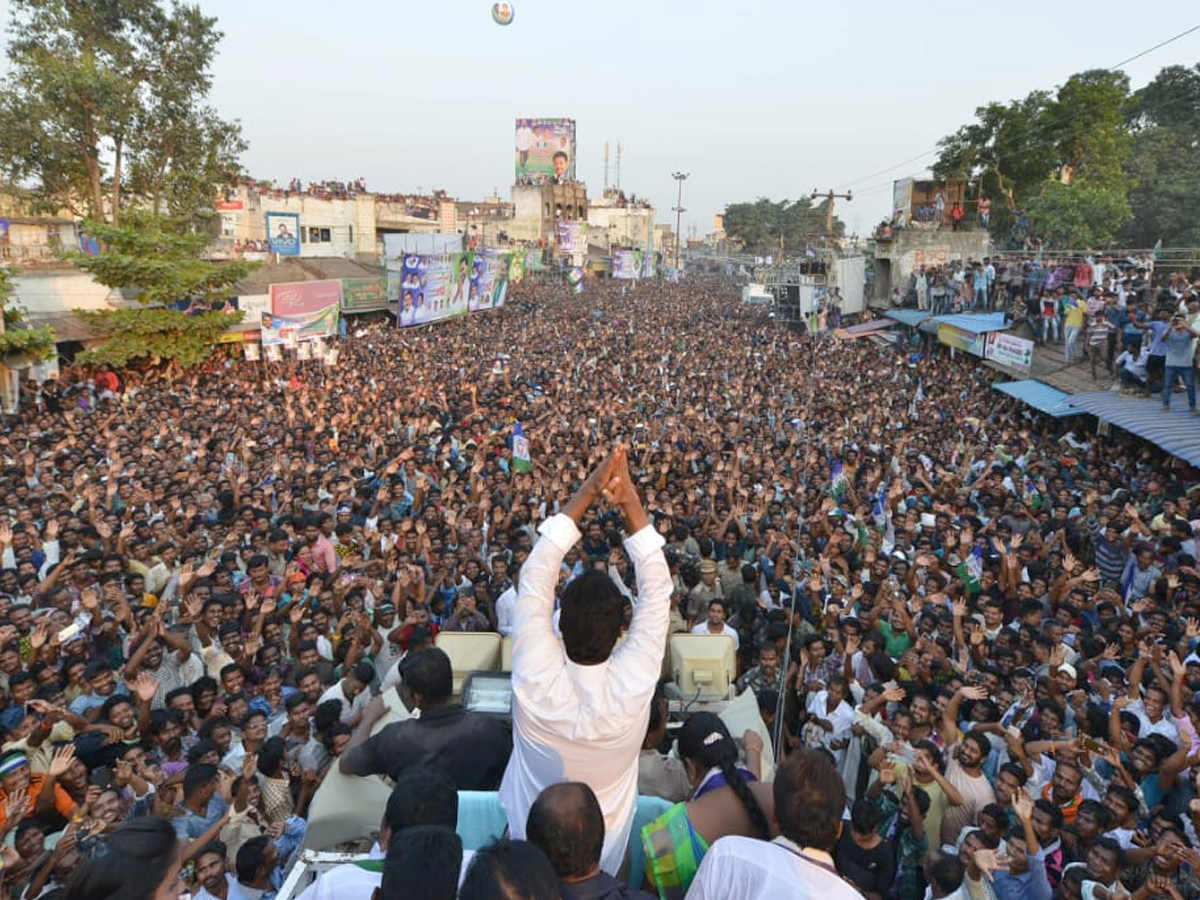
(685, 559, 723, 627)
(0, 747, 78, 832)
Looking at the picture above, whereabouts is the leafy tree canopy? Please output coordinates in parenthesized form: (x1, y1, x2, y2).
(722, 197, 844, 255)
(929, 64, 1200, 250)
(0, 0, 245, 227)
(75, 308, 243, 368)
(71, 212, 258, 306)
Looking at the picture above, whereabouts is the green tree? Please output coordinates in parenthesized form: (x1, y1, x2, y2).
(0, 0, 245, 226)
(933, 69, 1131, 244)
(71, 212, 258, 306)
(0, 265, 57, 363)
(1024, 181, 1131, 249)
(67, 213, 253, 367)
(74, 307, 240, 368)
(1122, 64, 1200, 249)
(722, 197, 842, 255)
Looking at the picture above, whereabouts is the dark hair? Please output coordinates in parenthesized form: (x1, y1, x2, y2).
(236, 836, 270, 882)
(646, 681, 668, 735)
(526, 782, 604, 879)
(403, 648, 453, 705)
(257, 737, 285, 778)
(183, 763, 218, 798)
(62, 816, 180, 900)
(196, 840, 227, 863)
(912, 739, 945, 773)
(926, 849, 965, 896)
(199, 716, 232, 742)
(961, 730, 991, 759)
(1033, 798, 1064, 830)
(313, 699, 344, 733)
(1077, 799, 1112, 828)
(384, 766, 459, 834)
(850, 798, 881, 835)
(678, 713, 770, 838)
(382, 825, 461, 900)
(558, 571, 623, 664)
(773, 749, 845, 851)
(998, 761, 1027, 787)
(459, 839, 559, 900)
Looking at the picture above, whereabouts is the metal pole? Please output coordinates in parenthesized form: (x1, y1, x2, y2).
(671, 172, 688, 273)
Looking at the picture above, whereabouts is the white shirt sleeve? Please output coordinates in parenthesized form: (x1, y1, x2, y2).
(511, 514, 579, 698)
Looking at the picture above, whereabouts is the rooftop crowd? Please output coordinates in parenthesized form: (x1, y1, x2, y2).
(3, 267, 1200, 900)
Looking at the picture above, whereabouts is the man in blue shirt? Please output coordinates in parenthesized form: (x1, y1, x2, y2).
(1161, 315, 1200, 411)
(1132, 309, 1172, 398)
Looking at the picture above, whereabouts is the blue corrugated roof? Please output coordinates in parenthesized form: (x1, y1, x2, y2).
(1065, 391, 1200, 466)
(931, 312, 1009, 334)
(889, 309, 931, 327)
(841, 317, 894, 335)
(992, 380, 1075, 418)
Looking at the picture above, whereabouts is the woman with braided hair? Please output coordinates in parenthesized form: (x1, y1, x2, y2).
(639, 713, 774, 899)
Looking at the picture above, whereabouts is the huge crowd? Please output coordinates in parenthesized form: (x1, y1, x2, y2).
(3, 267, 1200, 900)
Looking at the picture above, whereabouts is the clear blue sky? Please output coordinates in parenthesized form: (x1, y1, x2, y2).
(4, 0, 1200, 237)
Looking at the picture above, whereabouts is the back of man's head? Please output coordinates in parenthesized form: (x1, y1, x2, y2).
(526, 782, 604, 880)
(383, 765, 459, 838)
(459, 839, 559, 900)
(773, 749, 845, 851)
(403, 648, 453, 705)
(381, 825, 461, 900)
(926, 850, 966, 898)
(558, 570, 623, 664)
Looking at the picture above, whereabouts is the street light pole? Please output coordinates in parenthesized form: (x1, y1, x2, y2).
(671, 171, 688, 273)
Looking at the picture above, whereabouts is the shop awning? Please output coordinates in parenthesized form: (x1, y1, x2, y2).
(992, 380, 1074, 418)
(1066, 391, 1200, 466)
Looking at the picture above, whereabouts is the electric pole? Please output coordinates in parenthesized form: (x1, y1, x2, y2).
(811, 188, 852, 239)
(672, 171, 688, 273)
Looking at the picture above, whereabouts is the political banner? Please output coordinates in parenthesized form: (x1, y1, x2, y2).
(612, 250, 637, 280)
(396, 253, 475, 327)
(340, 277, 391, 313)
(469, 252, 511, 313)
(984, 332, 1034, 373)
(641, 252, 655, 279)
(508, 252, 525, 285)
(386, 270, 401, 303)
(267, 279, 341, 343)
(515, 117, 576, 184)
(557, 221, 586, 255)
(567, 266, 585, 295)
(265, 212, 301, 256)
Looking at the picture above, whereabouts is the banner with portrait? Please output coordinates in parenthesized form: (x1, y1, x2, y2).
(396, 253, 475, 327)
(612, 250, 637, 280)
(507, 251, 525, 285)
(557, 221, 586, 255)
(265, 212, 301, 256)
(267, 279, 341, 343)
(469, 252, 511, 313)
(515, 117, 576, 184)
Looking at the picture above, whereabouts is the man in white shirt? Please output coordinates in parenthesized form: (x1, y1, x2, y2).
(690, 597, 740, 649)
(499, 445, 672, 876)
(317, 661, 373, 727)
(686, 749, 862, 900)
(494, 572, 519, 638)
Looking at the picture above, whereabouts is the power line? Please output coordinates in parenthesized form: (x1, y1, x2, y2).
(834, 22, 1200, 192)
